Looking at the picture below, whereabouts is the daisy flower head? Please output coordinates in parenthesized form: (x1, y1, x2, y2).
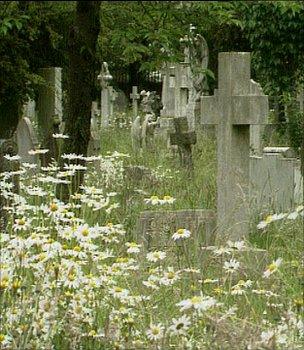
(144, 195, 161, 205)
(172, 228, 191, 241)
(125, 242, 141, 254)
(223, 259, 240, 273)
(146, 323, 164, 341)
(263, 258, 283, 278)
(169, 314, 191, 335)
(176, 293, 218, 312)
(160, 195, 176, 204)
(146, 251, 166, 262)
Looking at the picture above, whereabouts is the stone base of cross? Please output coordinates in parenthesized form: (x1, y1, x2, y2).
(170, 117, 196, 172)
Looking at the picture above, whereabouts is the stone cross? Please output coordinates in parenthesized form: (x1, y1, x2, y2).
(174, 63, 190, 118)
(200, 52, 269, 241)
(97, 62, 113, 127)
(170, 116, 196, 172)
(16, 117, 40, 166)
(130, 86, 140, 120)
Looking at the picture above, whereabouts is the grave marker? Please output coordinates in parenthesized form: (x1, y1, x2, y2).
(200, 52, 269, 241)
(37, 67, 63, 165)
(170, 117, 196, 172)
(16, 117, 40, 166)
(97, 62, 113, 127)
(130, 86, 140, 120)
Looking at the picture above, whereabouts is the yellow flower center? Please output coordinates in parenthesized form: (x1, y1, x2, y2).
(73, 246, 81, 252)
(12, 279, 21, 289)
(163, 195, 172, 200)
(0, 334, 5, 342)
(265, 215, 273, 223)
(167, 272, 175, 279)
(268, 263, 276, 272)
(17, 218, 26, 225)
(150, 195, 159, 200)
(191, 296, 201, 304)
(114, 287, 123, 293)
(82, 228, 89, 236)
(50, 203, 58, 212)
(68, 273, 75, 281)
(151, 327, 160, 335)
(177, 228, 185, 235)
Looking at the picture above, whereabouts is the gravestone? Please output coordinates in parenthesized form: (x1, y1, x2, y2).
(37, 67, 63, 165)
(174, 62, 190, 119)
(109, 86, 118, 121)
(200, 52, 269, 241)
(130, 86, 140, 120)
(250, 151, 303, 212)
(170, 117, 196, 172)
(88, 101, 101, 156)
(97, 62, 113, 127)
(16, 117, 40, 165)
(160, 64, 176, 117)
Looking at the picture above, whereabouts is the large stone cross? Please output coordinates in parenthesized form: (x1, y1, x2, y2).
(170, 117, 196, 172)
(130, 86, 140, 120)
(200, 52, 269, 241)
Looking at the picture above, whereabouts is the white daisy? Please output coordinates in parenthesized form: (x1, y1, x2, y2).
(169, 314, 191, 335)
(125, 242, 141, 254)
(263, 258, 283, 278)
(172, 228, 191, 241)
(146, 251, 166, 262)
(223, 259, 240, 273)
(146, 323, 164, 341)
(176, 293, 218, 312)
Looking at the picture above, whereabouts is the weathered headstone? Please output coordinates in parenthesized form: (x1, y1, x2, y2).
(170, 117, 196, 172)
(109, 86, 118, 121)
(37, 67, 63, 165)
(200, 52, 269, 241)
(97, 62, 113, 127)
(160, 64, 176, 117)
(130, 86, 140, 120)
(250, 151, 303, 212)
(16, 117, 40, 165)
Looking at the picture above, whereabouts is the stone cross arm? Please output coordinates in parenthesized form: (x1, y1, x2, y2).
(130, 86, 140, 101)
(200, 93, 269, 125)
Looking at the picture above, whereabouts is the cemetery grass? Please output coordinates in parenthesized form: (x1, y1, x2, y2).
(0, 125, 303, 349)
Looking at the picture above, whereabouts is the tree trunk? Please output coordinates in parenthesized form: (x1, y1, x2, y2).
(57, 1, 100, 198)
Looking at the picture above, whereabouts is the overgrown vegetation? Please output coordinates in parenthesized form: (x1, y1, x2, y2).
(0, 123, 302, 349)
